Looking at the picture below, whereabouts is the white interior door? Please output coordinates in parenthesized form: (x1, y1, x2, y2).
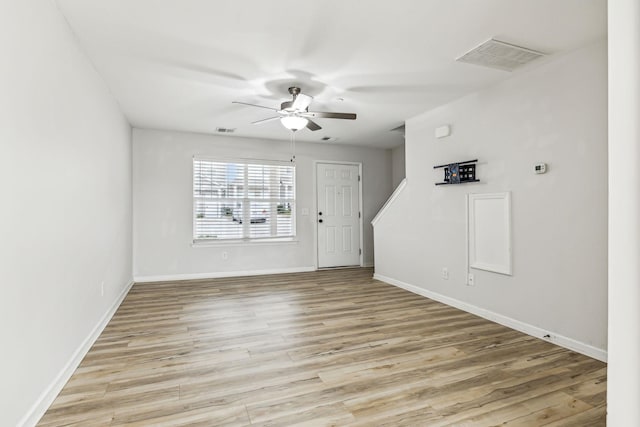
(316, 163, 361, 268)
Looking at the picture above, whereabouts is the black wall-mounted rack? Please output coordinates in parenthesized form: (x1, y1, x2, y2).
(434, 159, 479, 185)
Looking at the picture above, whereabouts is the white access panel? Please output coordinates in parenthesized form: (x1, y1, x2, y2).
(467, 192, 512, 275)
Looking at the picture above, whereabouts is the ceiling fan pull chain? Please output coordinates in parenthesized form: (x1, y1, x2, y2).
(290, 131, 296, 163)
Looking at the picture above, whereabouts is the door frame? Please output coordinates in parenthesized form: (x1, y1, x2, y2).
(313, 160, 364, 269)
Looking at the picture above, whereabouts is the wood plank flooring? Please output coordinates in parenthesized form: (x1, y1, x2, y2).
(39, 268, 606, 426)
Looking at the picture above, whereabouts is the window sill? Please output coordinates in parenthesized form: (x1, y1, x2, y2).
(191, 238, 299, 248)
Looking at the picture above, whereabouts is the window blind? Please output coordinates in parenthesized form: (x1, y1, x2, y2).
(193, 159, 295, 241)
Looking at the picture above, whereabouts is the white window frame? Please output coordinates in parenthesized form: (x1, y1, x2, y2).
(192, 157, 296, 243)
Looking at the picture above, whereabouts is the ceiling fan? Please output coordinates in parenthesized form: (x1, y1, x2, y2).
(233, 87, 356, 132)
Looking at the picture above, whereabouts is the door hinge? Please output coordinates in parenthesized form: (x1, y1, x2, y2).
(359, 248, 362, 255)
(359, 212, 361, 219)
(358, 175, 361, 182)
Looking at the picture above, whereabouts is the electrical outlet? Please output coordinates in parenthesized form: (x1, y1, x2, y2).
(222, 251, 228, 260)
(441, 267, 449, 280)
(100, 281, 105, 296)
(467, 274, 475, 286)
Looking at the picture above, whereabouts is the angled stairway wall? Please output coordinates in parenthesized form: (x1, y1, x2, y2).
(373, 40, 608, 361)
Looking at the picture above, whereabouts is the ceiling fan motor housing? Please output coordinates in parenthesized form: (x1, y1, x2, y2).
(282, 87, 303, 112)
(280, 100, 294, 111)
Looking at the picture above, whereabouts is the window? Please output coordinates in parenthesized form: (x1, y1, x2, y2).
(193, 158, 295, 241)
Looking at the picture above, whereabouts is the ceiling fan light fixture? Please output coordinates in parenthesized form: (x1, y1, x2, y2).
(280, 116, 308, 131)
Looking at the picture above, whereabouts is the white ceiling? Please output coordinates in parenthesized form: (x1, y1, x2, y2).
(56, 0, 606, 149)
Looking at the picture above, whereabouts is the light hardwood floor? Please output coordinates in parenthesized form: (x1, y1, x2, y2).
(39, 268, 606, 426)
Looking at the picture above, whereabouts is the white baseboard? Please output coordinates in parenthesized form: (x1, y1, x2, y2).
(373, 273, 607, 363)
(134, 266, 317, 283)
(19, 280, 134, 427)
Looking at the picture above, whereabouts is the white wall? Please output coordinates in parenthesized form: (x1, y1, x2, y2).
(133, 129, 392, 279)
(607, 0, 640, 423)
(0, 2, 132, 426)
(391, 143, 406, 189)
(374, 41, 608, 358)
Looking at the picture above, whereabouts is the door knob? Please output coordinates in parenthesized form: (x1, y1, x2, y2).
(318, 211, 323, 215)
(318, 219, 323, 223)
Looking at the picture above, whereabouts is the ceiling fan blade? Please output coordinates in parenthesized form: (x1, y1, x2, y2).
(252, 116, 281, 125)
(306, 119, 322, 131)
(301, 111, 357, 120)
(292, 93, 313, 111)
(233, 101, 278, 111)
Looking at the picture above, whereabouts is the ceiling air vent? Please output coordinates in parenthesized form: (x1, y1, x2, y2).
(321, 136, 337, 142)
(215, 127, 235, 133)
(456, 39, 545, 72)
